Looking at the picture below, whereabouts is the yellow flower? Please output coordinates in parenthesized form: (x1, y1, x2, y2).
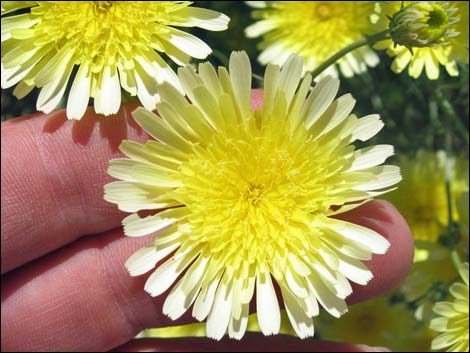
(431, 262, 469, 352)
(245, 1, 381, 78)
(389, 1, 460, 49)
(401, 242, 458, 323)
(448, 1, 469, 63)
(384, 150, 468, 243)
(375, 1, 468, 79)
(1, 1, 229, 119)
(105, 51, 400, 340)
(317, 296, 434, 351)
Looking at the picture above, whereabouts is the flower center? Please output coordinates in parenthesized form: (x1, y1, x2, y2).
(245, 184, 266, 206)
(316, 4, 332, 20)
(174, 121, 336, 273)
(25, 2, 187, 72)
(94, 1, 112, 10)
(427, 5, 449, 30)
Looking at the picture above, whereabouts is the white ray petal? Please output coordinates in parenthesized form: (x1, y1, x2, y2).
(206, 276, 233, 340)
(349, 145, 395, 172)
(256, 271, 281, 335)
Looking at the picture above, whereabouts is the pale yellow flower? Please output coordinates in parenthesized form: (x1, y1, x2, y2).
(375, 1, 468, 79)
(384, 150, 468, 243)
(431, 262, 469, 352)
(105, 52, 400, 340)
(245, 1, 381, 78)
(317, 296, 434, 352)
(401, 242, 459, 323)
(1, 1, 229, 119)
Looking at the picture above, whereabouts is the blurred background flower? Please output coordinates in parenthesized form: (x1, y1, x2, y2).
(245, 1, 381, 77)
(383, 150, 468, 243)
(316, 296, 434, 352)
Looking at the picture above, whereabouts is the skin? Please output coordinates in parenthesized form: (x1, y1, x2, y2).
(1, 91, 414, 352)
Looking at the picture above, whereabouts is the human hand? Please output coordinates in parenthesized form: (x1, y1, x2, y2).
(1, 92, 414, 352)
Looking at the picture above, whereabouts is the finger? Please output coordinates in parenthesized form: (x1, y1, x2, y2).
(0, 90, 266, 274)
(114, 336, 390, 352)
(1, 102, 145, 274)
(1, 200, 412, 352)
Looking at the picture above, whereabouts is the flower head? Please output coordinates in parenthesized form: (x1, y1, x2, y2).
(431, 262, 469, 352)
(105, 51, 400, 340)
(1, 1, 229, 119)
(317, 296, 434, 351)
(245, 1, 381, 77)
(389, 1, 460, 49)
(375, 1, 468, 79)
(401, 242, 459, 323)
(384, 150, 468, 243)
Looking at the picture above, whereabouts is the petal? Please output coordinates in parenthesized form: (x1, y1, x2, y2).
(66, 65, 91, 120)
(322, 217, 390, 255)
(132, 107, 193, 153)
(228, 303, 249, 340)
(348, 145, 395, 172)
(351, 114, 384, 142)
(206, 275, 233, 340)
(280, 283, 314, 339)
(256, 270, 281, 335)
(353, 165, 402, 191)
(171, 7, 229, 31)
(193, 271, 223, 321)
(122, 208, 189, 237)
(125, 243, 179, 276)
(165, 27, 212, 59)
(94, 65, 121, 116)
(302, 76, 339, 129)
(229, 51, 252, 114)
(144, 248, 199, 297)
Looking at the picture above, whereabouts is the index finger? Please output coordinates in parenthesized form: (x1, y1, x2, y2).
(1, 102, 145, 274)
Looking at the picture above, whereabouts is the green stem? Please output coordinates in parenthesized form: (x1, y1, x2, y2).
(451, 249, 463, 270)
(435, 88, 469, 145)
(311, 30, 390, 79)
(444, 133, 463, 271)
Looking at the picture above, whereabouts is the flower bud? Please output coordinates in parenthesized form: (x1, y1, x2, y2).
(389, 1, 460, 50)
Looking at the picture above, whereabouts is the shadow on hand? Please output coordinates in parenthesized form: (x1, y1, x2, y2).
(42, 102, 143, 152)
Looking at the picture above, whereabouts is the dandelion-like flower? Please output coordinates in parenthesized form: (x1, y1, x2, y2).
(384, 150, 468, 243)
(1, 1, 229, 119)
(245, 1, 381, 77)
(401, 242, 459, 322)
(105, 52, 400, 340)
(317, 296, 434, 351)
(375, 1, 468, 79)
(431, 262, 469, 352)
